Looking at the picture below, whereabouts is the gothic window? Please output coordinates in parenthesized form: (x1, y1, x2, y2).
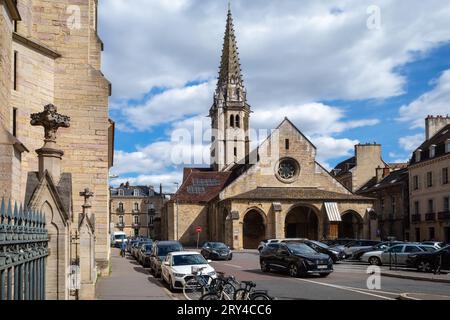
(230, 115, 235, 128)
(234, 147, 237, 157)
(235, 115, 240, 128)
(285, 139, 290, 150)
(276, 158, 300, 183)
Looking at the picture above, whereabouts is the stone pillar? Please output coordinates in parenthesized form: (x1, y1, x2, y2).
(30, 104, 70, 183)
(78, 188, 96, 300)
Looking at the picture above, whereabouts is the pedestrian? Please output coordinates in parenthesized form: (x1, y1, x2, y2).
(121, 240, 126, 258)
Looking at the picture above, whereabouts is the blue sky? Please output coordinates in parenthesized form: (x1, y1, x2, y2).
(99, 0, 450, 190)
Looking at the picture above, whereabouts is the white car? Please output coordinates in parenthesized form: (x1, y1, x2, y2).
(161, 251, 217, 291)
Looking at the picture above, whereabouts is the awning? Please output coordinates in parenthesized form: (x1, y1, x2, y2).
(324, 202, 342, 222)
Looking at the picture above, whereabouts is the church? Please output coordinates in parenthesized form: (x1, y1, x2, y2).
(163, 8, 375, 250)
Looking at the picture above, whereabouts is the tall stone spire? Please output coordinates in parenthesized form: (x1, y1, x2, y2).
(210, 6, 251, 172)
(217, 6, 244, 94)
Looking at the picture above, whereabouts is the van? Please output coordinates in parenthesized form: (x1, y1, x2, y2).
(112, 231, 127, 248)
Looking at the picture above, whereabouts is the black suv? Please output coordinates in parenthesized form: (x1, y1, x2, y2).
(260, 242, 333, 278)
(149, 241, 183, 277)
(201, 242, 233, 261)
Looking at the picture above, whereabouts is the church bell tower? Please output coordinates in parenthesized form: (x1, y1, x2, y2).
(210, 7, 251, 172)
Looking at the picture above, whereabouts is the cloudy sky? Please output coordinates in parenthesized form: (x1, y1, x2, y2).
(98, 0, 450, 191)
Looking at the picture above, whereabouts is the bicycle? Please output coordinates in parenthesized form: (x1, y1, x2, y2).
(199, 273, 241, 300)
(233, 281, 272, 300)
(183, 267, 216, 300)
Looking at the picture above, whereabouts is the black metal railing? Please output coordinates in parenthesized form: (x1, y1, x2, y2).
(438, 211, 450, 221)
(0, 198, 48, 300)
(425, 212, 436, 221)
(411, 214, 421, 223)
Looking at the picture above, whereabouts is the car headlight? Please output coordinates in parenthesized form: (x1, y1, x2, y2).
(173, 273, 185, 278)
(211, 251, 219, 254)
(207, 271, 216, 276)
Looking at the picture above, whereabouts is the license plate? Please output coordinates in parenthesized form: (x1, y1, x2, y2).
(317, 265, 328, 269)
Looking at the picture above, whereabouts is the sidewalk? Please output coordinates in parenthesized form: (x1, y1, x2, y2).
(96, 249, 173, 300)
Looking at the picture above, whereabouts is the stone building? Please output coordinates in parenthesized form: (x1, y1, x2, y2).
(332, 143, 387, 193)
(358, 167, 410, 241)
(163, 8, 375, 249)
(409, 116, 450, 243)
(110, 183, 167, 239)
(0, 0, 113, 298)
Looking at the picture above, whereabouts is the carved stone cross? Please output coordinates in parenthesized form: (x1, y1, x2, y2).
(80, 188, 94, 208)
(30, 104, 70, 143)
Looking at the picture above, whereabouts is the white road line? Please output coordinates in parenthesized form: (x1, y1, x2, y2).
(222, 263, 243, 269)
(296, 278, 396, 300)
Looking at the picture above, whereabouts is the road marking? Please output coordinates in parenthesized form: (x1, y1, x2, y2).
(296, 278, 396, 300)
(222, 263, 243, 269)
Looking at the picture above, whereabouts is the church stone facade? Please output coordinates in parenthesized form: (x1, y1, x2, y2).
(164, 8, 375, 249)
(1, 0, 113, 299)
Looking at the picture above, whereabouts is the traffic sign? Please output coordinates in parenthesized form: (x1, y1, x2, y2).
(196, 226, 202, 233)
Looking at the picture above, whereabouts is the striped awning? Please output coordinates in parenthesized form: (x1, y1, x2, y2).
(324, 202, 342, 222)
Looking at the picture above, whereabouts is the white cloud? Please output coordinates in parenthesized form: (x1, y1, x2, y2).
(399, 133, 424, 152)
(398, 70, 450, 128)
(312, 136, 359, 164)
(99, 0, 450, 105)
(111, 172, 183, 193)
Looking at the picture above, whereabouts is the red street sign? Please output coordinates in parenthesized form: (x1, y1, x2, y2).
(196, 227, 202, 233)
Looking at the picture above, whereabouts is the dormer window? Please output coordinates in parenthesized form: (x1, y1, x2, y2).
(415, 149, 422, 162)
(430, 145, 436, 158)
(118, 189, 124, 196)
(133, 189, 140, 197)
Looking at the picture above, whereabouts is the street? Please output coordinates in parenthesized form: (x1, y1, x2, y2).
(97, 249, 450, 300)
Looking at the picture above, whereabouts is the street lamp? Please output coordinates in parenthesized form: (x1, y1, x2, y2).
(174, 182, 180, 241)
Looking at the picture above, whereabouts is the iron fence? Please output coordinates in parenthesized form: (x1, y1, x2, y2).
(0, 198, 49, 300)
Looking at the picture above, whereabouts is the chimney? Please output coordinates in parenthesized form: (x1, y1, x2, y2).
(383, 167, 390, 177)
(30, 104, 70, 183)
(160, 183, 163, 196)
(425, 115, 450, 140)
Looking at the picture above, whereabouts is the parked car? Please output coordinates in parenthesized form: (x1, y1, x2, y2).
(342, 240, 381, 258)
(352, 241, 405, 260)
(201, 242, 233, 260)
(323, 238, 357, 247)
(421, 241, 446, 249)
(361, 244, 438, 266)
(127, 239, 139, 253)
(258, 239, 282, 253)
(131, 240, 144, 258)
(282, 239, 345, 263)
(161, 251, 216, 291)
(406, 245, 450, 272)
(260, 242, 333, 278)
(137, 241, 153, 266)
(150, 241, 184, 277)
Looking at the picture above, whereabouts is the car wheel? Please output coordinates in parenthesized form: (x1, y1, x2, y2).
(228, 254, 232, 261)
(169, 277, 175, 291)
(289, 264, 299, 277)
(418, 261, 431, 273)
(368, 257, 381, 266)
(261, 260, 270, 272)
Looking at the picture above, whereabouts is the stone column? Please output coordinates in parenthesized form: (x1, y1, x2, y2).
(30, 104, 70, 183)
(78, 188, 96, 300)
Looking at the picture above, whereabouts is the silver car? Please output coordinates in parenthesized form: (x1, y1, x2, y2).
(363, 244, 437, 266)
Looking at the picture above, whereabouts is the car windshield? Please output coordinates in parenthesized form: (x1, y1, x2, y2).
(114, 234, 126, 240)
(310, 240, 329, 249)
(158, 245, 182, 257)
(172, 254, 207, 266)
(210, 243, 228, 249)
(144, 244, 152, 252)
(286, 243, 317, 254)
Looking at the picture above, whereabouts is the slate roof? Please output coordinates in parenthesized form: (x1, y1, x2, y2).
(332, 157, 356, 177)
(357, 168, 408, 194)
(229, 187, 372, 201)
(173, 170, 232, 203)
(110, 184, 160, 197)
(410, 124, 450, 165)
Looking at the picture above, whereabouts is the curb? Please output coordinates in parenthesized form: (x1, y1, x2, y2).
(382, 272, 450, 284)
